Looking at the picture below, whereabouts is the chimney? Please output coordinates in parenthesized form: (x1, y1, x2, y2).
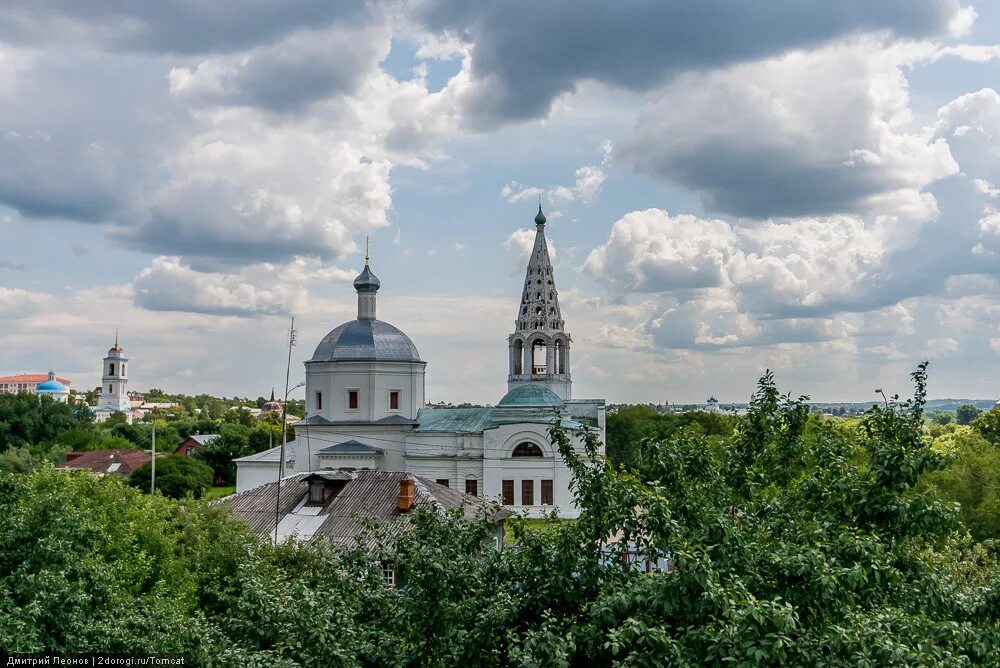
(397, 478, 415, 512)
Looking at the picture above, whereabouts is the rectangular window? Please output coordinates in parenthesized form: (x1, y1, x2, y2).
(465, 479, 478, 496)
(348, 390, 359, 410)
(382, 562, 395, 588)
(309, 482, 325, 503)
(541, 479, 553, 505)
(315, 391, 323, 410)
(502, 480, 514, 505)
(389, 390, 400, 410)
(521, 479, 534, 506)
(435, 478, 450, 487)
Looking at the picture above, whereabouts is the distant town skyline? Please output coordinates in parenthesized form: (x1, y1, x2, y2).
(2, 2, 1000, 404)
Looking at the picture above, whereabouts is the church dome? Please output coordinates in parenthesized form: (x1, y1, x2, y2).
(498, 384, 564, 407)
(311, 319, 422, 362)
(353, 264, 380, 292)
(36, 371, 68, 394)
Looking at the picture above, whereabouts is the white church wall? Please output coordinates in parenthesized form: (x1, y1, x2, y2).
(305, 360, 425, 421)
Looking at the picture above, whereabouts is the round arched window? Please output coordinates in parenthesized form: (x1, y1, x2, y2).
(512, 442, 543, 457)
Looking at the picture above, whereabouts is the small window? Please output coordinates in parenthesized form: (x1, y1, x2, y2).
(348, 390, 359, 410)
(309, 482, 325, 504)
(541, 479, 553, 505)
(436, 478, 450, 488)
(108, 363, 115, 375)
(502, 480, 514, 505)
(315, 391, 323, 410)
(108, 385, 113, 393)
(186, 446, 194, 456)
(465, 479, 478, 496)
(512, 442, 543, 457)
(521, 479, 534, 506)
(382, 562, 396, 588)
(389, 390, 400, 411)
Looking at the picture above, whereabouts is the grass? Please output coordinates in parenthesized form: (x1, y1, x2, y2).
(202, 485, 235, 500)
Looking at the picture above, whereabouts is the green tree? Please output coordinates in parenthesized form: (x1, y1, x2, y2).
(0, 466, 250, 652)
(194, 425, 255, 485)
(0, 393, 92, 451)
(956, 403, 983, 425)
(926, 425, 1000, 540)
(972, 406, 1000, 444)
(129, 455, 214, 499)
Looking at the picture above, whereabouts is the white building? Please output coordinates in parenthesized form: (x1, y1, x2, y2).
(94, 334, 133, 424)
(0, 372, 72, 396)
(236, 207, 605, 517)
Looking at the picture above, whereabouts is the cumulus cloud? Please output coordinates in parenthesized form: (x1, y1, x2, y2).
(584, 209, 736, 292)
(413, 0, 965, 127)
(169, 24, 391, 112)
(0, 286, 52, 319)
(132, 256, 353, 317)
(622, 39, 958, 218)
(0, 2, 367, 54)
(501, 151, 608, 206)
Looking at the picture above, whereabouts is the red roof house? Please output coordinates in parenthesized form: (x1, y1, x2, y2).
(59, 449, 150, 477)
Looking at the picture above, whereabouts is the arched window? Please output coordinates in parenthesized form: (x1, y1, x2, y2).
(532, 339, 547, 374)
(554, 340, 565, 374)
(512, 442, 543, 457)
(512, 339, 523, 375)
(108, 363, 115, 376)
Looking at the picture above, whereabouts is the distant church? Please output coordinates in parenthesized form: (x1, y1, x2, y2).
(235, 207, 606, 517)
(93, 334, 132, 424)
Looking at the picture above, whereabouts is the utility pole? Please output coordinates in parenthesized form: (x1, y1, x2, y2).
(150, 422, 156, 494)
(275, 316, 296, 544)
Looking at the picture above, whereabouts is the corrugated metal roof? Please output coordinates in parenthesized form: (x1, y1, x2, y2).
(414, 407, 494, 433)
(188, 434, 219, 445)
(217, 470, 495, 548)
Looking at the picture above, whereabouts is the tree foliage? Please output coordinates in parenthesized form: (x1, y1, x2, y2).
(1, 365, 999, 664)
(129, 455, 214, 499)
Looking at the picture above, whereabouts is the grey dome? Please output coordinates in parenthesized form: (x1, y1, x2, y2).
(498, 384, 564, 407)
(311, 319, 421, 362)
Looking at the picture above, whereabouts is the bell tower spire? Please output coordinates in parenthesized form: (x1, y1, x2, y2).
(507, 205, 571, 399)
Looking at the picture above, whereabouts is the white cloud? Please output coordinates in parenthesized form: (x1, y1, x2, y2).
(623, 38, 958, 218)
(132, 256, 353, 317)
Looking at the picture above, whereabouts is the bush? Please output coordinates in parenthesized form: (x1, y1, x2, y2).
(129, 455, 214, 499)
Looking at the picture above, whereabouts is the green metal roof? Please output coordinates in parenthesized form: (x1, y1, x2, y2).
(414, 407, 494, 433)
(497, 384, 564, 407)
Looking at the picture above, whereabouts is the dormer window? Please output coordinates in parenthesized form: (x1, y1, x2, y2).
(308, 481, 326, 504)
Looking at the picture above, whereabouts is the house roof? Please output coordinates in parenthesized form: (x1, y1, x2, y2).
(183, 434, 219, 446)
(59, 449, 150, 477)
(0, 373, 71, 385)
(233, 444, 293, 464)
(317, 440, 382, 455)
(414, 407, 494, 433)
(217, 470, 500, 548)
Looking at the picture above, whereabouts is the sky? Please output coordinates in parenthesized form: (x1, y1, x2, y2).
(2, 1, 1000, 405)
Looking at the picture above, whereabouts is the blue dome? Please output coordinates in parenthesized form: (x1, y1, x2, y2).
(498, 384, 564, 407)
(311, 319, 421, 362)
(37, 372, 68, 393)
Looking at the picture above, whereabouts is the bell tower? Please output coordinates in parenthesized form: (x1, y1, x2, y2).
(98, 332, 131, 416)
(507, 205, 571, 400)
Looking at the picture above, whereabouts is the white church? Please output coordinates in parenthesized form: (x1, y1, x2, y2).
(93, 334, 133, 424)
(235, 206, 605, 518)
